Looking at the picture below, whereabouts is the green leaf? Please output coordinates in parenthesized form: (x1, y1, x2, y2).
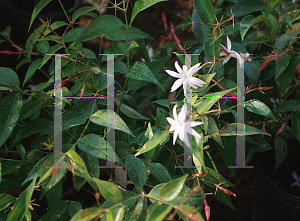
(277, 99, 300, 113)
(195, 88, 235, 114)
(70, 207, 101, 221)
(122, 191, 139, 211)
(155, 109, 168, 129)
(274, 136, 287, 169)
(93, 178, 123, 203)
(0, 93, 22, 148)
(67, 150, 93, 181)
(68, 201, 82, 218)
(245, 99, 277, 121)
(240, 15, 266, 41)
(194, 0, 215, 26)
(292, 112, 300, 142)
(105, 26, 154, 41)
(105, 206, 125, 221)
(149, 185, 205, 205)
(124, 197, 145, 221)
(18, 99, 42, 121)
(40, 200, 68, 221)
(194, 73, 215, 92)
(220, 123, 271, 136)
(28, 0, 52, 31)
(126, 62, 164, 91)
(160, 174, 188, 201)
(146, 203, 172, 221)
(0, 67, 20, 88)
(72, 6, 99, 20)
(275, 54, 291, 79)
(126, 154, 147, 187)
(245, 60, 261, 86)
(39, 44, 64, 69)
(130, 0, 167, 24)
(6, 176, 36, 221)
(204, 33, 220, 64)
(22, 58, 43, 87)
(116, 97, 148, 120)
(0, 193, 15, 211)
(177, 205, 204, 221)
(79, 15, 124, 41)
(219, 136, 236, 170)
(192, 128, 206, 174)
(245, 136, 273, 152)
(15, 143, 26, 160)
(123, 41, 139, 55)
(78, 134, 124, 165)
(73, 175, 86, 192)
(151, 99, 170, 108)
(149, 163, 171, 183)
(231, 0, 264, 17)
(135, 130, 169, 156)
(90, 109, 134, 136)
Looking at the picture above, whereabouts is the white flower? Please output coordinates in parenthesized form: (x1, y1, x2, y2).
(166, 104, 202, 147)
(240, 52, 252, 62)
(291, 171, 300, 188)
(165, 61, 206, 97)
(220, 36, 243, 67)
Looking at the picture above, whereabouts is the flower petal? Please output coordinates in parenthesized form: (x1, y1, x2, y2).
(166, 117, 177, 126)
(190, 121, 203, 127)
(173, 128, 179, 145)
(172, 104, 178, 122)
(171, 78, 185, 92)
(178, 105, 187, 124)
(223, 55, 231, 65)
(190, 77, 206, 88)
(226, 36, 232, 51)
(165, 70, 181, 79)
(175, 61, 184, 74)
(183, 65, 188, 73)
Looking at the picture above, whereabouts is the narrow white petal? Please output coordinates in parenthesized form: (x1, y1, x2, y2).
(190, 128, 201, 138)
(175, 61, 184, 74)
(191, 77, 206, 87)
(179, 127, 186, 141)
(223, 55, 231, 65)
(184, 134, 192, 147)
(190, 121, 203, 127)
(178, 105, 187, 123)
(173, 128, 179, 145)
(165, 70, 181, 79)
(220, 44, 227, 51)
(220, 51, 227, 56)
(183, 65, 188, 73)
(166, 117, 177, 126)
(227, 36, 232, 51)
(171, 78, 184, 92)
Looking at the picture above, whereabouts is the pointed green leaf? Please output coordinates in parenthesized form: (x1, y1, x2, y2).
(130, 0, 167, 24)
(292, 112, 300, 142)
(0, 193, 15, 211)
(39, 44, 64, 69)
(160, 174, 188, 201)
(240, 15, 266, 41)
(275, 54, 290, 80)
(116, 97, 148, 120)
(126, 154, 147, 187)
(146, 203, 172, 221)
(245, 99, 277, 121)
(149, 163, 171, 183)
(126, 62, 164, 91)
(90, 109, 134, 136)
(93, 178, 123, 203)
(23, 58, 43, 87)
(67, 150, 92, 181)
(220, 123, 271, 136)
(277, 99, 300, 113)
(0, 93, 22, 148)
(135, 130, 169, 156)
(274, 136, 287, 169)
(194, 0, 215, 26)
(28, 0, 52, 31)
(177, 205, 205, 221)
(70, 207, 101, 221)
(0, 67, 20, 88)
(40, 200, 68, 221)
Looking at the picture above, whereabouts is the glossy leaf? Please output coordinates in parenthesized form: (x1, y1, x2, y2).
(68, 201, 82, 218)
(39, 44, 64, 69)
(151, 99, 170, 108)
(146, 203, 172, 221)
(240, 15, 266, 40)
(105, 206, 124, 221)
(93, 178, 123, 203)
(274, 136, 287, 169)
(70, 207, 101, 221)
(0, 93, 22, 148)
(40, 200, 68, 221)
(28, 0, 52, 31)
(79, 15, 124, 41)
(135, 130, 169, 156)
(245, 60, 261, 86)
(149, 163, 171, 183)
(245, 99, 277, 121)
(77, 134, 123, 165)
(38, 154, 64, 185)
(22, 58, 43, 87)
(72, 6, 98, 20)
(90, 109, 134, 136)
(6, 176, 36, 221)
(220, 123, 271, 136)
(124, 197, 145, 221)
(67, 150, 93, 181)
(105, 26, 154, 41)
(18, 99, 42, 121)
(292, 112, 300, 142)
(126, 62, 164, 90)
(160, 174, 188, 201)
(116, 97, 148, 120)
(130, 0, 167, 24)
(177, 205, 205, 221)
(194, 0, 215, 26)
(275, 54, 290, 80)
(0, 67, 20, 88)
(126, 154, 147, 187)
(277, 99, 300, 113)
(231, 0, 264, 17)
(0, 193, 15, 211)
(204, 33, 220, 64)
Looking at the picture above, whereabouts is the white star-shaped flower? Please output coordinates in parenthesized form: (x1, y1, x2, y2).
(220, 36, 243, 67)
(165, 61, 206, 97)
(166, 104, 202, 147)
(291, 171, 300, 188)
